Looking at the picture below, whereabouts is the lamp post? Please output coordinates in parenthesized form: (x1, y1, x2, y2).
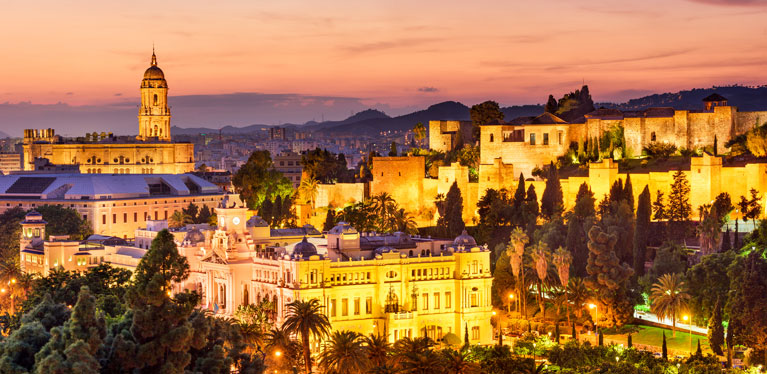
(492, 311, 497, 341)
(683, 314, 692, 353)
(508, 293, 515, 313)
(589, 303, 598, 334)
(532, 342, 537, 371)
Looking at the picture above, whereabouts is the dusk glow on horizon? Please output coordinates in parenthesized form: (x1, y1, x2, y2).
(2, 0, 767, 133)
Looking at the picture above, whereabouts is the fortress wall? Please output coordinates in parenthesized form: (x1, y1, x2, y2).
(735, 111, 767, 134)
(316, 183, 365, 208)
(479, 124, 571, 178)
(478, 158, 515, 196)
(371, 157, 425, 213)
(437, 162, 473, 221)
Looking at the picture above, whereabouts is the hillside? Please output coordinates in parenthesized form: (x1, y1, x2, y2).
(599, 85, 767, 111)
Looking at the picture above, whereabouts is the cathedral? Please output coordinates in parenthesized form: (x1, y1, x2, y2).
(21, 51, 194, 174)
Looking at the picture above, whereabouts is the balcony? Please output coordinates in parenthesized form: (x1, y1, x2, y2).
(393, 312, 413, 320)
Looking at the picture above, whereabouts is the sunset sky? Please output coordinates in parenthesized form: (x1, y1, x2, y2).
(1, 0, 767, 135)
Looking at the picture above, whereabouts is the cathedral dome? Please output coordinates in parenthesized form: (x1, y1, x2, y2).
(142, 52, 166, 81)
(293, 236, 317, 258)
(183, 228, 206, 245)
(453, 230, 477, 247)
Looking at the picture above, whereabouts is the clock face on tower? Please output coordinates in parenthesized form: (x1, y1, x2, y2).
(232, 217, 241, 225)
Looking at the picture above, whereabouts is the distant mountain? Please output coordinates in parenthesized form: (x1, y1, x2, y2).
(303, 109, 390, 132)
(319, 101, 471, 135)
(599, 85, 767, 111)
(171, 124, 272, 135)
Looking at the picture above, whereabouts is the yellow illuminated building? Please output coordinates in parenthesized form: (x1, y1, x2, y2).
(22, 51, 193, 174)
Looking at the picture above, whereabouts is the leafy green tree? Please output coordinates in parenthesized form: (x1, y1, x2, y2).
(470, 101, 504, 139)
(727, 251, 767, 364)
(233, 150, 294, 212)
(181, 203, 199, 223)
(302, 148, 352, 184)
(283, 299, 331, 374)
(633, 186, 651, 276)
(169, 211, 191, 228)
(0, 321, 51, 372)
(708, 297, 725, 356)
(650, 273, 690, 337)
(738, 188, 762, 230)
(540, 163, 563, 219)
(438, 182, 465, 238)
(712, 192, 734, 225)
(685, 251, 735, 324)
(36, 205, 92, 240)
(413, 122, 427, 147)
(197, 205, 212, 225)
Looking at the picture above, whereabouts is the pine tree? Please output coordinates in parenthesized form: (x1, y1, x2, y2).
(438, 182, 465, 238)
(116, 229, 198, 374)
(633, 186, 651, 277)
(662, 332, 668, 359)
(541, 162, 563, 219)
(652, 190, 667, 221)
(667, 170, 691, 238)
(197, 205, 212, 225)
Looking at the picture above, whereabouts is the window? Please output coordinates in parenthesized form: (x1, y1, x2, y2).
(471, 326, 480, 340)
(123, 213, 127, 223)
(422, 293, 429, 310)
(134, 212, 138, 222)
(112, 214, 116, 224)
(558, 131, 563, 145)
(471, 292, 478, 307)
(434, 293, 440, 309)
(651, 132, 657, 142)
(366, 297, 372, 314)
(342, 299, 349, 316)
(543, 133, 549, 145)
(529, 133, 536, 145)
(354, 298, 360, 315)
(446, 292, 451, 308)
(472, 260, 478, 273)
(489, 134, 494, 142)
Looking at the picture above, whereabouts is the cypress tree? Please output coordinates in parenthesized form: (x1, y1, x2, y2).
(511, 174, 526, 227)
(662, 332, 668, 360)
(696, 340, 702, 356)
(571, 322, 577, 341)
(609, 179, 624, 205)
(261, 198, 273, 225)
(541, 162, 563, 218)
(708, 297, 725, 355)
(272, 195, 283, 226)
(528, 321, 532, 333)
(544, 95, 558, 113)
(623, 174, 634, 213)
(598, 331, 603, 346)
(721, 227, 732, 252)
(726, 324, 733, 368)
(438, 182, 465, 238)
(627, 334, 632, 348)
(463, 323, 470, 350)
(555, 323, 560, 344)
(733, 220, 740, 249)
(525, 185, 539, 235)
(633, 186, 651, 277)
(323, 209, 336, 232)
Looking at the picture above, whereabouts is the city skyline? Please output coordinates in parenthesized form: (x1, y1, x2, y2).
(2, 0, 767, 135)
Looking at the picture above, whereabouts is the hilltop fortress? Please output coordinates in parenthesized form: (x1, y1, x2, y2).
(309, 94, 767, 225)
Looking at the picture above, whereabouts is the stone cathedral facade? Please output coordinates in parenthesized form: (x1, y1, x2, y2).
(21, 51, 194, 174)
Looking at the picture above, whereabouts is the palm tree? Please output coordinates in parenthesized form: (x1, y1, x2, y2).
(552, 247, 573, 321)
(372, 193, 398, 232)
(392, 337, 438, 374)
(319, 330, 370, 374)
(283, 299, 331, 374)
(566, 277, 590, 319)
(393, 208, 418, 234)
(413, 122, 427, 147)
(168, 210, 191, 228)
(507, 228, 529, 317)
(440, 348, 480, 374)
(650, 273, 690, 337)
(530, 242, 551, 319)
(299, 176, 320, 209)
(364, 333, 391, 368)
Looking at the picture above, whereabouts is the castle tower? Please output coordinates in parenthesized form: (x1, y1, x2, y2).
(137, 49, 171, 141)
(20, 211, 46, 273)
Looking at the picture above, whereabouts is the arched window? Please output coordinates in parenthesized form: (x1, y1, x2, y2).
(651, 132, 657, 142)
(489, 134, 494, 142)
(243, 286, 249, 305)
(153, 94, 158, 106)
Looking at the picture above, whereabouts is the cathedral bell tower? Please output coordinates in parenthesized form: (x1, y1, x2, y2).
(137, 49, 171, 141)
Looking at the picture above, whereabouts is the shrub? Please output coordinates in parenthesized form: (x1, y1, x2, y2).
(643, 142, 677, 159)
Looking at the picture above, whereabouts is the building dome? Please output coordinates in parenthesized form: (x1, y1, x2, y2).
(453, 230, 477, 247)
(22, 210, 46, 224)
(293, 236, 317, 258)
(142, 52, 166, 81)
(247, 216, 269, 228)
(183, 228, 206, 245)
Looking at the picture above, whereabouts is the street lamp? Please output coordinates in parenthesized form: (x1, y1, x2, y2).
(532, 342, 537, 371)
(589, 303, 599, 333)
(508, 293, 514, 313)
(683, 314, 692, 353)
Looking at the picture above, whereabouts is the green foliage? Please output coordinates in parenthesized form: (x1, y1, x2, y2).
(633, 186, 651, 276)
(708, 297, 725, 356)
(641, 242, 687, 293)
(686, 251, 735, 324)
(437, 182, 465, 238)
(470, 101, 504, 138)
(283, 299, 331, 374)
(652, 190, 667, 221)
(554, 85, 595, 122)
(585, 226, 634, 327)
(233, 150, 294, 212)
(643, 142, 678, 160)
(727, 251, 767, 360)
(668, 170, 692, 238)
(35, 205, 93, 240)
(302, 148, 353, 184)
(540, 162, 563, 219)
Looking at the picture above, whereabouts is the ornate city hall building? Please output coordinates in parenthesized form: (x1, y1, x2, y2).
(21, 51, 194, 174)
(20, 197, 495, 345)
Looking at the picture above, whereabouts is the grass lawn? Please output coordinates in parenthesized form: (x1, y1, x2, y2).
(602, 325, 711, 356)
